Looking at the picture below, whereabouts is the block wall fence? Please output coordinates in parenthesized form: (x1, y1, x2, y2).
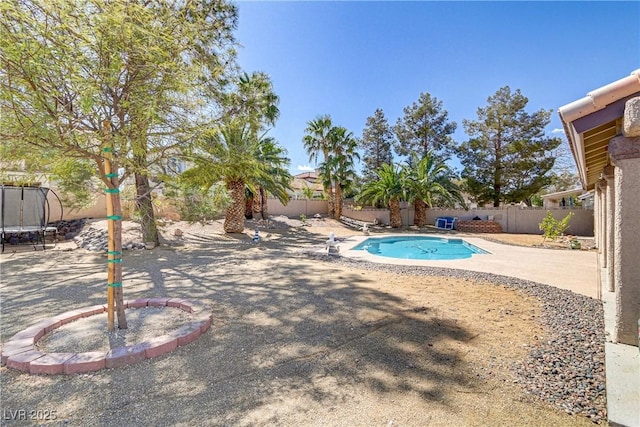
(267, 199, 594, 237)
(53, 195, 593, 237)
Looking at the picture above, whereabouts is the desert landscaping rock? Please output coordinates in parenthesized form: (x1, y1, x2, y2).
(74, 226, 147, 252)
(49, 219, 86, 240)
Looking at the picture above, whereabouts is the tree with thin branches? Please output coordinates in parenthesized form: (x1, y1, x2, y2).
(0, 0, 237, 329)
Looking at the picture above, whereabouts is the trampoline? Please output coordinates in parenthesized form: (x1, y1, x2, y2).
(0, 185, 63, 252)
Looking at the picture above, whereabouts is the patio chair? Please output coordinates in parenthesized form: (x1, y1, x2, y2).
(435, 216, 456, 230)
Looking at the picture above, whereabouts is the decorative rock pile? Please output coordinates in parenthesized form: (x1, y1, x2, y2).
(73, 227, 147, 252)
(49, 219, 86, 241)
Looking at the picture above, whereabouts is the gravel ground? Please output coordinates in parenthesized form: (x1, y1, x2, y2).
(315, 255, 607, 423)
(0, 218, 604, 426)
(35, 306, 195, 353)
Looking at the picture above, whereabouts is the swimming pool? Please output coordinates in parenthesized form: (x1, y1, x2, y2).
(352, 236, 488, 260)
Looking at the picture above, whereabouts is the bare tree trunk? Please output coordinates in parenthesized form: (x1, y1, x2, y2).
(224, 180, 245, 233)
(132, 131, 158, 245)
(103, 121, 127, 330)
(245, 193, 254, 219)
(414, 199, 426, 227)
(112, 192, 127, 329)
(389, 197, 402, 228)
(327, 186, 335, 217)
(135, 171, 158, 245)
(252, 187, 262, 219)
(333, 184, 343, 220)
(260, 187, 268, 220)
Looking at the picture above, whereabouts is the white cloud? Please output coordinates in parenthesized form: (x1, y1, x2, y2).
(297, 164, 315, 172)
(551, 128, 565, 134)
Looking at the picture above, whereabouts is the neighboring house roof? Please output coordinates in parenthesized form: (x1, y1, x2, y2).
(290, 171, 323, 193)
(558, 69, 640, 190)
(540, 188, 588, 208)
(290, 176, 323, 192)
(577, 190, 595, 201)
(293, 171, 319, 181)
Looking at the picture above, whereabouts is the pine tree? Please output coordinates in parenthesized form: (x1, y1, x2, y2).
(394, 92, 457, 163)
(360, 109, 394, 183)
(457, 86, 561, 207)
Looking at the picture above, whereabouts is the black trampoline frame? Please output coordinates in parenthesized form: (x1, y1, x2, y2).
(0, 185, 63, 252)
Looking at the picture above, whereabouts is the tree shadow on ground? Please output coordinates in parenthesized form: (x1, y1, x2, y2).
(0, 239, 481, 425)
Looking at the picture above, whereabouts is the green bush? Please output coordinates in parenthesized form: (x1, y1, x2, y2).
(164, 182, 231, 224)
(539, 211, 574, 242)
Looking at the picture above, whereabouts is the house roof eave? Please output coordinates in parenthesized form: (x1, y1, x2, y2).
(558, 69, 640, 191)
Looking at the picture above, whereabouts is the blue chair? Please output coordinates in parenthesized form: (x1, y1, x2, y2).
(435, 216, 456, 230)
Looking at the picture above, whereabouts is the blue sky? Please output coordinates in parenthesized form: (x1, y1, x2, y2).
(234, 1, 640, 175)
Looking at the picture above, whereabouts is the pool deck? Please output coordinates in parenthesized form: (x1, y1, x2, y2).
(340, 234, 598, 298)
(338, 233, 638, 427)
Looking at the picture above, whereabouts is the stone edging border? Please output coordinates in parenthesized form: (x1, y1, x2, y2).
(0, 297, 211, 375)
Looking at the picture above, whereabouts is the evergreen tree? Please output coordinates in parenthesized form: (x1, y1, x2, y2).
(394, 92, 456, 163)
(360, 109, 394, 183)
(457, 86, 561, 207)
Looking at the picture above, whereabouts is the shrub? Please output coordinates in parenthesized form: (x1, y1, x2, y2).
(164, 182, 231, 224)
(539, 211, 574, 242)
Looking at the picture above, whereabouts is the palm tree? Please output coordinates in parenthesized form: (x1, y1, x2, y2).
(303, 115, 335, 214)
(252, 135, 292, 220)
(326, 126, 360, 220)
(219, 71, 284, 221)
(357, 164, 405, 228)
(404, 152, 466, 226)
(224, 71, 280, 133)
(301, 185, 315, 200)
(184, 70, 287, 232)
(183, 120, 289, 233)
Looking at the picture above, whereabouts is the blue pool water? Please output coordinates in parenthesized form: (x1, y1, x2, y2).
(352, 236, 488, 260)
